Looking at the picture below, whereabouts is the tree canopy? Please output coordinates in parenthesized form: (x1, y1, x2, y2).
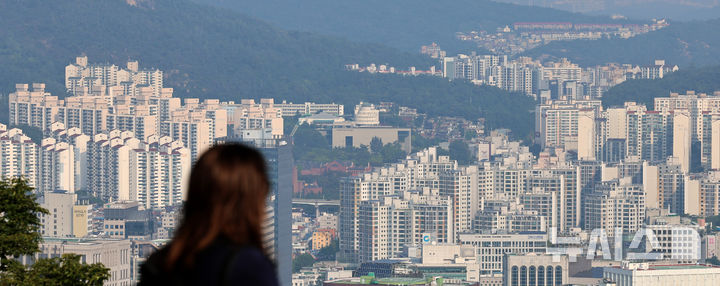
(0, 178, 110, 285)
(2, 254, 110, 286)
(0, 178, 47, 270)
(602, 65, 720, 108)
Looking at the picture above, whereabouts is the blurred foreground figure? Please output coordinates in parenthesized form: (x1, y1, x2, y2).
(140, 143, 279, 285)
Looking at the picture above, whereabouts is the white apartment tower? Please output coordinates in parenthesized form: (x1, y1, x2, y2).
(584, 178, 645, 237)
(38, 138, 75, 193)
(0, 124, 38, 188)
(356, 190, 452, 263)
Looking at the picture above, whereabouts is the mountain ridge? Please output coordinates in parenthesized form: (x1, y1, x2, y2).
(0, 0, 536, 138)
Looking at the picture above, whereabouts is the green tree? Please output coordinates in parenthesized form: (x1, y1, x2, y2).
(708, 256, 720, 266)
(380, 142, 406, 164)
(317, 239, 339, 261)
(4, 254, 110, 286)
(0, 178, 111, 285)
(0, 177, 48, 270)
(449, 140, 473, 165)
(292, 253, 316, 273)
(370, 137, 383, 154)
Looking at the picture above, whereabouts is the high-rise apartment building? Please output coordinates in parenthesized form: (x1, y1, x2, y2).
(340, 148, 478, 261)
(535, 98, 602, 149)
(356, 190, 451, 263)
(87, 130, 190, 207)
(584, 178, 645, 237)
(38, 138, 75, 193)
(65, 56, 163, 97)
(0, 124, 38, 187)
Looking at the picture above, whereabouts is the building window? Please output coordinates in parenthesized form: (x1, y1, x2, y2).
(529, 266, 536, 286)
(520, 266, 527, 286)
(554, 266, 562, 285)
(511, 266, 518, 286)
(538, 266, 544, 285)
(546, 266, 553, 285)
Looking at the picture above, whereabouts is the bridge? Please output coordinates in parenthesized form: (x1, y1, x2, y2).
(292, 199, 340, 217)
(292, 199, 340, 206)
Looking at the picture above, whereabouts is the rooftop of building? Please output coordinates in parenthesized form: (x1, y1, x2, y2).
(325, 277, 433, 285)
(610, 263, 720, 271)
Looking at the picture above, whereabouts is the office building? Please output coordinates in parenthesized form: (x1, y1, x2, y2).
(502, 253, 568, 286)
(354, 102, 380, 126)
(215, 136, 293, 286)
(73, 204, 92, 238)
(39, 191, 77, 238)
(459, 233, 548, 275)
(332, 125, 412, 153)
(103, 201, 153, 240)
(603, 262, 720, 286)
(22, 238, 133, 286)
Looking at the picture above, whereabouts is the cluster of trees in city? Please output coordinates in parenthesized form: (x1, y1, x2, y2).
(292, 124, 408, 167)
(292, 239, 339, 273)
(602, 65, 720, 108)
(525, 19, 720, 67)
(0, 178, 110, 285)
(0, 0, 535, 139)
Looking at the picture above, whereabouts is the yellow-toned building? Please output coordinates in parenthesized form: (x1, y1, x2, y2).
(312, 231, 333, 250)
(72, 205, 92, 238)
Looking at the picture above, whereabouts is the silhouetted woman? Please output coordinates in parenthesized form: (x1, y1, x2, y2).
(140, 143, 279, 285)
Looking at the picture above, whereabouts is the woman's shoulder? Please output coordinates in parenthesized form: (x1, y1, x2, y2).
(224, 246, 278, 285)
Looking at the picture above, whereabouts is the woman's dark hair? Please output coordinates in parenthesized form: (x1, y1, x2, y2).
(165, 143, 270, 268)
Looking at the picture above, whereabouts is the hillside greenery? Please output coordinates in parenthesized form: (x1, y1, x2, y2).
(194, 0, 627, 52)
(525, 19, 720, 67)
(602, 65, 720, 108)
(0, 0, 535, 138)
(0, 178, 110, 285)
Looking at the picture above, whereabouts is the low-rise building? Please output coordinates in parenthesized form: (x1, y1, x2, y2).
(502, 253, 569, 286)
(603, 262, 720, 286)
(332, 125, 411, 153)
(19, 238, 133, 286)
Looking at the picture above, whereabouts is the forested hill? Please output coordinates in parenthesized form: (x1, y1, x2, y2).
(602, 65, 720, 108)
(0, 0, 429, 98)
(0, 0, 536, 139)
(525, 19, 720, 67)
(193, 0, 625, 52)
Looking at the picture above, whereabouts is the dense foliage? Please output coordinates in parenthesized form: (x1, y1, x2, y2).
(0, 178, 110, 285)
(0, 0, 535, 138)
(525, 19, 720, 67)
(293, 124, 409, 166)
(1, 254, 110, 286)
(0, 178, 47, 270)
(194, 0, 626, 52)
(602, 65, 720, 108)
(292, 253, 315, 273)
